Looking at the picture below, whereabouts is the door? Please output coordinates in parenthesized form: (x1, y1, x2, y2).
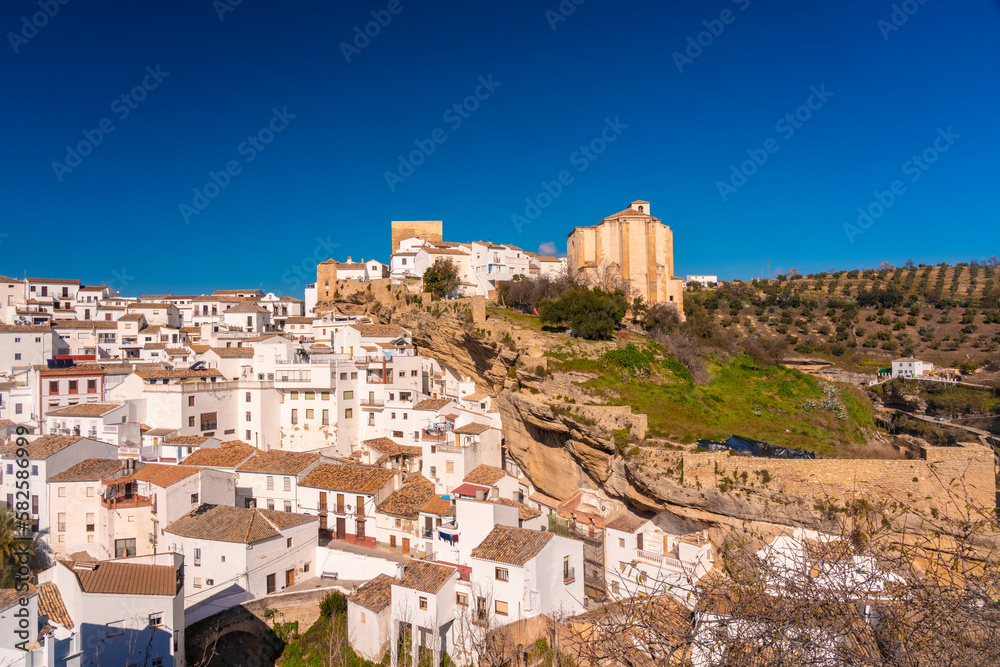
(356, 520, 365, 541)
(266, 573, 276, 594)
(336, 517, 346, 540)
(402, 537, 410, 554)
(356, 496, 365, 517)
(390, 535, 396, 548)
(319, 492, 328, 530)
(319, 514, 327, 530)
(336, 493, 345, 514)
(285, 569, 295, 588)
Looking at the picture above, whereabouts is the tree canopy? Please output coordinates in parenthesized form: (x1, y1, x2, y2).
(423, 258, 460, 297)
(539, 285, 627, 340)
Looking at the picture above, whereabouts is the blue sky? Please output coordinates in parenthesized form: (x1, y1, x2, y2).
(1, 0, 998, 296)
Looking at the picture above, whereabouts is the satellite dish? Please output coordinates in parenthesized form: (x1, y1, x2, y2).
(97, 488, 105, 497)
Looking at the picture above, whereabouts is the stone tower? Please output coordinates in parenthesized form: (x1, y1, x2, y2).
(391, 220, 443, 255)
(566, 200, 684, 313)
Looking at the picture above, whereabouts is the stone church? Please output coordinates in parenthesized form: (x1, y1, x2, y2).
(566, 200, 684, 311)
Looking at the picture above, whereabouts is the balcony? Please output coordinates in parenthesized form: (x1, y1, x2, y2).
(636, 549, 685, 572)
(422, 428, 448, 442)
(102, 494, 152, 510)
(360, 398, 384, 408)
(563, 566, 576, 584)
(366, 371, 391, 384)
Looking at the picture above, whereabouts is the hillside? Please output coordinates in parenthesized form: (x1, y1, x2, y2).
(688, 262, 1000, 379)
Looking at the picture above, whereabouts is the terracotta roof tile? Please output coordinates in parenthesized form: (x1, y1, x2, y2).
(377, 477, 435, 519)
(163, 436, 211, 445)
(453, 422, 492, 435)
(225, 302, 270, 314)
(165, 504, 315, 544)
(135, 369, 223, 380)
(461, 392, 488, 402)
(605, 510, 650, 533)
(494, 498, 542, 521)
(181, 444, 258, 468)
(349, 573, 399, 613)
(414, 398, 451, 411)
(49, 458, 126, 482)
(0, 435, 90, 460)
(46, 403, 123, 418)
(38, 582, 73, 629)
(471, 525, 554, 566)
(209, 346, 254, 358)
(397, 560, 457, 594)
(130, 463, 202, 488)
(419, 495, 454, 516)
(52, 319, 119, 329)
(236, 449, 320, 475)
(0, 583, 35, 611)
(348, 323, 410, 338)
(0, 324, 52, 332)
(463, 464, 508, 486)
(363, 437, 422, 457)
(63, 560, 177, 597)
(300, 463, 395, 494)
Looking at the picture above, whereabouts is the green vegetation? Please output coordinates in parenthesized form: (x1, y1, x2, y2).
(880, 379, 1000, 415)
(552, 348, 875, 456)
(278, 591, 387, 666)
(539, 286, 627, 340)
(423, 258, 460, 297)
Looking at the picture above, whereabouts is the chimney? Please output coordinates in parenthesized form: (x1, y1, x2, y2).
(347, 256, 352, 263)
(475, 489, 485, 501)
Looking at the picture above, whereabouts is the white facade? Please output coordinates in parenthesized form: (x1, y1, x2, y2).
(891, 357, 934, 378)
(0, 326, 54, 377)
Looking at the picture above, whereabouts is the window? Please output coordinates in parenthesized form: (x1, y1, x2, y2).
(115, 538, 136, 558)
(290, 391, 299, 400)
(148, 612, 163, 627)
(188, 396, 195, 407)
(86, 486, 94, 497)
(419, 597, 428, 611)
(246, 430, 252, 440)
(246, 411, 252, 422)
(266, 476, 275, 490)
(304, 562, 309, 572)
(283, 477, 291, 492)
(495, 600, 508, 616)
(199, 412, 217, 431)
(360, 612, 366, 624)
(87, 379, 97, 392)
(321, 391, 330, 400)
(495, 567, 508, 582)
(188, 416, 195, 427)
(57, 513, 66, 532)
(267, 499, 274, 511)
(68, 380, 78, 393)
(152, 659, 163, 667)
(31, 465, 38, 476)
(339, 372, 347, 380)
(58, 487, 66, 497)
(457, 592, 468, 606)
(284, 501, 292, 512)
(395, 518, 402, 528)
(191, 493, 199, 504)
(343, 390, 353, 400)
(193, 548, 202, 566)
(399, 371, 405, 378)
(391, 412, 396, 420)
(305, 391, 315, 400)
(14, 353, 20, 361)
(393, 431, 403, 438)
(246, 392, 252, 402)
(86, 513, 95, 532)
(287, 537, 293, 548)
(322, 409, 329, 425)
(403, 413, 408, 420)
(206, 579, 214, 586)
(345, 408, 353, 419)
(411, 370, 418, 376)
(193, 578, 202, 589)
(291, 409, 298, 424)
(221, 555, 226, 562)
(49, 381, 58, 394)
(351, 372, 357, 380)
(619, 538, 625, 549)
(611, 581, 620, 595)
(446, 461, 454, 474)
(306, 408, 314, 420)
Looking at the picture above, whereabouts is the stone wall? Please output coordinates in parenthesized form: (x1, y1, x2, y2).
(678, 443, 995, 518)
(391, 220, 442, 254)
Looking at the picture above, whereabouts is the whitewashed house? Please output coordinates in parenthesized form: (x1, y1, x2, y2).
(389, 561, 461, 667)
(347, 573, 398, 663)
(891, 357, 934, 379)
(298, 463, 397, 546)
(235, 449, 324, 513)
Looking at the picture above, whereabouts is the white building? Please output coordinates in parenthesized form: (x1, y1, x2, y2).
(685, 275, 719, 286)
(347, 573, 398, 663)
(35, 554, 185, 667)
(298, 462, 398, 545)
(389, 560, 461, 667)
(603, 510, 713, 602)
(234, 449, 325, 513)
(0, 274, 26, 324)
(0, 435, 119, 534)
(891, 357, 934, 379)
(0, 324, 54, 377)
(164, 503, 318, 611)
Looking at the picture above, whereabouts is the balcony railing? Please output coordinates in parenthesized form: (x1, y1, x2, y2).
(563, 567, 576, 583)
(637, 549, 685, 572)
(102, 495, 152, 510)
(360, 399, 384, 407)
(421, 430, 447, 442)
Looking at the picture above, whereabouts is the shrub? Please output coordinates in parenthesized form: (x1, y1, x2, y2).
(320, 591, 347, 618)
(539, 286, 628, 340)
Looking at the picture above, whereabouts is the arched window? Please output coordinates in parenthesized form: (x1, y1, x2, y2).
(638, 206, 644, 213)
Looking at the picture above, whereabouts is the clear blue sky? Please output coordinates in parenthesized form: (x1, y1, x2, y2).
(2, 0, 998, 295)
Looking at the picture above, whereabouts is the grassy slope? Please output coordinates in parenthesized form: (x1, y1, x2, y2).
(549, 342, 876, 457)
